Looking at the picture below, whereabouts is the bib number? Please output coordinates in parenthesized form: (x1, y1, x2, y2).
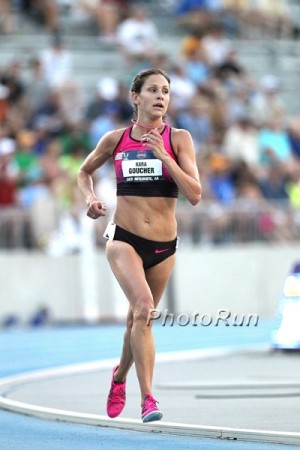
(122, 159, 162, 181)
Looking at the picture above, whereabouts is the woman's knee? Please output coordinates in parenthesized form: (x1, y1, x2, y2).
(132, 301, 155, 324)
(126, 309, 134, 331)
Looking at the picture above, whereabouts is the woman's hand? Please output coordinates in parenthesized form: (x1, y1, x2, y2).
(141, 129, 169, 162)
(87, 200, 107, 220)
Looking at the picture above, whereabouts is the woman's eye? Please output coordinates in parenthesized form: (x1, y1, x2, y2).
(148, 88, 168, 94)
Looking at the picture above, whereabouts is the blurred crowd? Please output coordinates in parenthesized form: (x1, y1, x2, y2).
(1, 0, 298, 39)
(1, 0, 300, 251)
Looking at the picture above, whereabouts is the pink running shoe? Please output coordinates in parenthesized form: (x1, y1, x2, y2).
(141, 394, 163, 423)
(106, 366, 126, 418)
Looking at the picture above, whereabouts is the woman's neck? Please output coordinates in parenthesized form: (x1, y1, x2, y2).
(131, 119, 165, 130)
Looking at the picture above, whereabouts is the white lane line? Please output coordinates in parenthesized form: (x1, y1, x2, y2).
(0, 344, 299, 445)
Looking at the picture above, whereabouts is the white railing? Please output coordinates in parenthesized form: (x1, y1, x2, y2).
(1, 199, 300, 250)
(176, 199, 300, 245)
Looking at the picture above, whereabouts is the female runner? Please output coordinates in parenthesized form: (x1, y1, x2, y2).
(77, 68, 201, 423)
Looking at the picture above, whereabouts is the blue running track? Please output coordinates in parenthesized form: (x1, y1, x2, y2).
(0, 320, 297, 449)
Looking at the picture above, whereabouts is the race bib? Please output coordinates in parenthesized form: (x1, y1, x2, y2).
(121, 150, 163, 182)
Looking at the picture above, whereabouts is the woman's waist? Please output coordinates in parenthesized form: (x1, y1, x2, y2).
(113, 197, 177, 241)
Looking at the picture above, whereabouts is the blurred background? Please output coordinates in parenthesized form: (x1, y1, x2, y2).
(1, 0, 300, 330)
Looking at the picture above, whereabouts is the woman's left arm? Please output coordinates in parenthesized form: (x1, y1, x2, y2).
(146, 128, 201, 205)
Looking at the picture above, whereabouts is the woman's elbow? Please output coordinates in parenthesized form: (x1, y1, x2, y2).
(77, 167, 90, 180)
(188, 186, 202, 205)
(77, 168, 84, 183)
(189, 193, 201, 206)
(190, 184, 202, 205)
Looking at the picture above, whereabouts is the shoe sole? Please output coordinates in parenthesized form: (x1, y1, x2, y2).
(107, 410, 124, 419)
(142, 411, 163, 423)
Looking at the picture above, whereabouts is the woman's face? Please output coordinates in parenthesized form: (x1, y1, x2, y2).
(132, 74, 170, 119)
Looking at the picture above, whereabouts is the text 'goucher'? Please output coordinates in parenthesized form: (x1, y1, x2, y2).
(146, 309, 259, 327)
(129, 167, 155, 174)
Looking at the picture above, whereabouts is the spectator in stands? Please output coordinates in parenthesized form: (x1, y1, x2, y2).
(40, 34, 73, 88)
(200, 152, 237, 244)
(218, 67, 252, 126)
(116, 6, 159, 66)
(17, 164, 49, 210)
(0, 83, 9, 125)
(19, 0, 60, 33)
(75, 0, 129, 44)
(59, 122, 92, 156)
(87, 78, 134, 125)
(37, 137, 82, 240)
(222, 114, 260, 170)
(12, 128, 53, 242)
(213, 51, 252, 127)
(286, 167, 300, 209)
(214, 49, 245, 80)
(176, 95, 213, 156)
(0, 127, 18, 206)
(13, 130, 39, 188)
(0, 128, 25, 248)
(168, 64, 197, 111)
(0, 0, 16, 34)
(181, 29, 204, 60)
(0, 60, 26, 106)
(224, 85, 250, 127)
(116, 81, 135, 124)
(85, 77, 119, 121)
(31, 89, 64, 136)
(207, 153, 236, 205)
(30, 119, 52, 156)
(23, 57, 50, 113)
(56, 79, 85, 125)
(182, 45, 211, 87)
(84, 76, 132, 136)
(258, 116, 293, 171)
(249, 75, 286, 127)
(223, 0, 295, 40)
(222, 0, 265, 39)
(201, 22, 233, 68)
(88, 103, 120, 147)
(252, 0, 293, 39)
(230, 159, 260, 196)
(9, 130, 57, 247)
(198, 77, 228, 144)
(287, 116, 300, 163)
(58, 144, 86, 181)
(0, 62, 29, 135)
(39, 138, 64, 189)
(258, 163, 289, 201)
(173, 0, 218, 32)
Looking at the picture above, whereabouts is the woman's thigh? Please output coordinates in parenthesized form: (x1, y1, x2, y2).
(106, 240, 153, 309)
(146, 254, 176, 307)
(106, 240, 176, 310)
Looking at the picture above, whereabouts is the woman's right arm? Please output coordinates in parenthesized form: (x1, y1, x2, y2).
(77, 129, 121, 218)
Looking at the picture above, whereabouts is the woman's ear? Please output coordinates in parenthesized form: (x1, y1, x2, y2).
(131, 91, 138, 106)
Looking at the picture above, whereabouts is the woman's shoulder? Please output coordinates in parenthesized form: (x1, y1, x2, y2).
(169, 126, 194, 154)
(94, 126, 129, 156)
(102, 127, 128, 146)
(170, 126, 192, 140)
(107, 126, 128, 139)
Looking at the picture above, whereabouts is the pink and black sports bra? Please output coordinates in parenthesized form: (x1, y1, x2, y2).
(112, 124, 178, 198)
